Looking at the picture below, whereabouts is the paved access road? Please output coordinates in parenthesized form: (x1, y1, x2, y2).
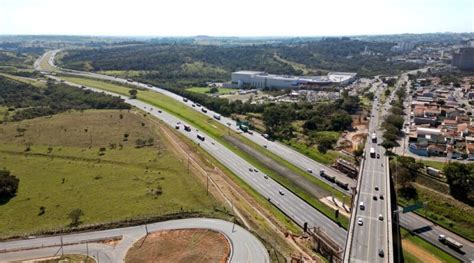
(37, 50, 356, 194)
(0, 218, 268, 263)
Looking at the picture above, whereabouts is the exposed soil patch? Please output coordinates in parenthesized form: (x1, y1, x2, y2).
(402, 239, 441, 263)
(125, 229, 230, 263)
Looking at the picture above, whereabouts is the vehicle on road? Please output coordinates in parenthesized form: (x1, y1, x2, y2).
(253, 168, 258, 172)
(307, 168, 312, 173)
(201, 108, 208, 113)
(370, 147, 376, 158)
(377, 153, 380, 159)
(378, 249, 384, 257)
(319, 169, 324, 175)
(378, 214, 384, 221)
(360, 202, 365, 210)
(264, 175, 268, 179)
(158, 110, 162, 113)
(438, 234, 463, 251)
(183, 98, 188, 102)
(213, 114, 221, 120)
(380, 194, 384, 200)
(192, 104, 196, 107)
(175, 124, 180, 129)
(371, 132, 377, 143)
(279, 190, 285, 195)
(197, 134, 205, 141)
(196, 103, 201, 107)
(373, 195, 378, 200)
(249, 168, 253, 172)
(147, 84, 153, 87)
(358, 218, 363, 225)
(184, 125, 191, 132)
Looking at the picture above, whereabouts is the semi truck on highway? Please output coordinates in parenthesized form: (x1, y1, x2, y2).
(438, 234, 463, 251)
(184, 125, 191, 132)
(370, 147, 376, 158)
(371, 132, 377, 143)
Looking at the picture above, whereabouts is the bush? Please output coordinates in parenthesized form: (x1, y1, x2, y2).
(0, 169, 19, 203)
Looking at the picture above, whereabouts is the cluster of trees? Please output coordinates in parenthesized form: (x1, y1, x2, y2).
(390, 156, 423, 199)
(443, 162, 474, 203)
(60, 38, 418, 90)
(0, 169, 19, 204)
(262, 93, 358, 144)
(0, 77, 130, 121)
(381, 87, 407, 150)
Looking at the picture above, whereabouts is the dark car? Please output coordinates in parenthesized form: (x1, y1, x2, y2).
(378, 249, 384, 257)
(373, 195, 378, 201)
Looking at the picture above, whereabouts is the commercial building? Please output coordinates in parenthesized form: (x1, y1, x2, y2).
(452, 41, 474, 70)
(226, 71, 357, 89)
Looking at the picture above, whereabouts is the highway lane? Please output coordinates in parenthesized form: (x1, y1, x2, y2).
(45, 76, 348, 248)
(0, 218, 268, 263)
(348, 85, 391, 262)
(37, 50, 356, 195)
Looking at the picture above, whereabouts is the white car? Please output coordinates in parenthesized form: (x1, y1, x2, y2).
(358, 218, 363, 225)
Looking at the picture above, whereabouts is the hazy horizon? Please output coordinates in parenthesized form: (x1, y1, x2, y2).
(0, 0, 472, 36)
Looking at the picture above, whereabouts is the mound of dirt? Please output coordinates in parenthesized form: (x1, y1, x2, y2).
(125, 229, 230, 263)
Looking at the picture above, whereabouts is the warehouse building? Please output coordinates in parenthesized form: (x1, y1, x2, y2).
(226, 71, 357, 89)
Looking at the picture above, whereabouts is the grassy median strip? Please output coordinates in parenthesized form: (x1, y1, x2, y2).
(60, 75, 350, 229)
(400, 228, 460, 263)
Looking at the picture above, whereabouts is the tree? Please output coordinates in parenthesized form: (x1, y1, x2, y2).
(129, 89, 138, 99)
(443, 162, 474, 202)
(209, 87, 218, 93)
(68, 208, 84, 227)
(0, 169, 19, 203)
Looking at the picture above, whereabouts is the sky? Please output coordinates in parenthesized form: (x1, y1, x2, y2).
(0, 0, 472, 36)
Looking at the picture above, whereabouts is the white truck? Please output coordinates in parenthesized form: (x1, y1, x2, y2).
(370, 147, 376, 158)
(438, 234, 463, 251)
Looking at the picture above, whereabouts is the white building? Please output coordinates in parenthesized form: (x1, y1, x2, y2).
(228, 71, 357, 89)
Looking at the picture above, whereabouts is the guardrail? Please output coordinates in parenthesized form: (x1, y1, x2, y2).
(385, 156, 394, 263)
(343, 156, 366, 262)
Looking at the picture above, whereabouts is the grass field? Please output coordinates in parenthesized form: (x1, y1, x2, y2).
(419, 159, 446, 171)
(0, 72, 46, 88)
(400, 228, 460, 263)
(0, 110, 228, 237)
(59, 75, 351, 228)
(39, 52, 59, 72)
(186, 87, 237, 95)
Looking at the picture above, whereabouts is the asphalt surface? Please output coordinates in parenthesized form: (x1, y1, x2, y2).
(0, 218, 269, 263)
(37, 50, 356, 195)
(348, 86, 391, 262)
(35, 51, 349, 247)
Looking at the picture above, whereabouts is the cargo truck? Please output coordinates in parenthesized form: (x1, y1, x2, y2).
(438, 234, 463, 251)
(371, 132, 377, 143)
(370, 147, 376, 158)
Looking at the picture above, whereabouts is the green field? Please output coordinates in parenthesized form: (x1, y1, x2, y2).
(0, 73, 46, 88)
(186, 86, 237, 95)
(0, 110, 227, 237)
(400, 228, 461, 263)
(59, 75, 351, 228)
(419, 159, 446, 171)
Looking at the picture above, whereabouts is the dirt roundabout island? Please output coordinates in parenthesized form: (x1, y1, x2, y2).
(125, 229, 231, 263)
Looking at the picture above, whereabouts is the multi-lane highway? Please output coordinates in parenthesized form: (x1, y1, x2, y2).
(0, 218, 268, 263)
(346, 86, 392, 262)
(36, 51, 474, 261)
(36, 50, 356, 194)
(41, 73, 348, 248)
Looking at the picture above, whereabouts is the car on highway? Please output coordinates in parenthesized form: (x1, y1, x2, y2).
(378, 249, 384, 257)
(358, 218, 363, 225)
(373, 195, 378, 201)
(279, 190, 285, 195)
(264, 175, 268, 179)
(378, 214, 384, 221)
(192, 104, 196, 107)
(377, 153, 380, 159)
(253, 168, 258, 172)
(158, 110, 162, 113)
(359, 202, 365, 210)
(249, 168, 253, 172)
(375, 186, 379, 191)
(175, 123, 180, 129)
(307, 168, 313, 173)
(380, 194, 384, 200)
